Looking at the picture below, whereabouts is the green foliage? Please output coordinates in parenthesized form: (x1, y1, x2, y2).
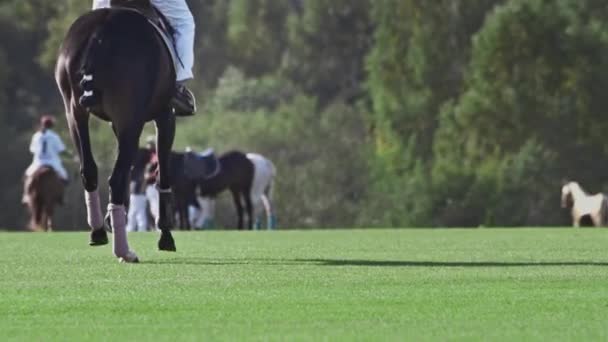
(3, 0, 608, 228)
(283, 0, 373, 105)
(187, 0, 231, 90)
(208, 67, 298, 112)
(39, 0, 88, 70)
(431, 0, 608, 226)
(365, 0, 502, 226)
(227, 0, 290, 76)
(367, 0, 502, 162)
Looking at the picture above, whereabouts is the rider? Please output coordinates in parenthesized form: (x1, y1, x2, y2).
(22, 115, 69, 203)
(92, 0, 197, 116)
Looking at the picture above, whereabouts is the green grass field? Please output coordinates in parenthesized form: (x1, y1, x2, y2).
(1, 228, 607, 341)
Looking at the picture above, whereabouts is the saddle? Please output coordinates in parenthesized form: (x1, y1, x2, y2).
(183, 149, 221, 180)
(109, 0, 181, 73)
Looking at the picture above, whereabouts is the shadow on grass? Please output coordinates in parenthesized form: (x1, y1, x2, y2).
(140, 257, 300, 266)
(141, 257, 608, 267)
(294, 259, 608, 267)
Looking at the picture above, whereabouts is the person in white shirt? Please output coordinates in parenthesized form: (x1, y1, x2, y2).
(91, 0, 196, 116)
(22, 115, 69, 203)
(126, 136, 156, 232)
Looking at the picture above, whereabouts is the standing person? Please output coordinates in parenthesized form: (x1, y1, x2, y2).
(142, 136, 160, 227)
(91, 0, 197, 116)
(22, 115, 69, 203)
(126, 190, 149, 232)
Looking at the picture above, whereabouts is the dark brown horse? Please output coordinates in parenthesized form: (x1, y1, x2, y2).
(55, 1, 180, 262)
(25, 167, 65, 232)
(196, 151, 255, 230)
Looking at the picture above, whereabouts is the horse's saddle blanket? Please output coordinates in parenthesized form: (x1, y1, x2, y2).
(183, 149, 221, 180)
(109, 0, 180, 73)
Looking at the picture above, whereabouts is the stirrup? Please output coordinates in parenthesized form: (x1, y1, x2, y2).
(172, 84, 196, 116)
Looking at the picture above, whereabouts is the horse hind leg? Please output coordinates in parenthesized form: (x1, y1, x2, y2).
(155, 113, 176, 251)
(46, 200, 56, 232)
(42, 207, 50, 232)
(107, 124, 143, 262)
(47, 215, 53, 232)
(66, 104, 107, 245)
(29, 198, 43, 232)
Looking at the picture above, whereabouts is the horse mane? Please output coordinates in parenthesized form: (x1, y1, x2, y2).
(563, 181, 588, 198)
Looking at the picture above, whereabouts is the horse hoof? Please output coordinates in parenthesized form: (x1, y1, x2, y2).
(89, 229, 109, 246)
(158, 235, 176, 252)
(158, 242, 176, 252)
(118, 251, 139, 263)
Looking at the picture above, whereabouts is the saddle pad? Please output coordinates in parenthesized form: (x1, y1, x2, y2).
(145, 18, 180, 74)
(183, 151, 221, 180)
(110, 5, 180, 74)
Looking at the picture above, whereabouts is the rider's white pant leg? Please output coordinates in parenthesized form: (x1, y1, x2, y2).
(92, 0, 110, 9)
(53, 162, 69, 181)
(91, 0, 195, 81)
(127, 194, 148, 232)
(150, 0, 195, 81)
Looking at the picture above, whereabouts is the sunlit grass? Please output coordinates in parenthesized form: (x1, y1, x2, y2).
(1, 228, 607, 341)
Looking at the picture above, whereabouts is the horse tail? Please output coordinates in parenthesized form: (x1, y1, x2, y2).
(602, 195, 608, 226)
(78, 17, 110, 108)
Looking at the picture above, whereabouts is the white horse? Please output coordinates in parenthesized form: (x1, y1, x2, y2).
(561, 181, 608, 227)
(190, 152, 277, 230)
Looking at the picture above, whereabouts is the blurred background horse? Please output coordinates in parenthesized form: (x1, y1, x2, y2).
(189, 151, 277, 230)
(141, 148, 277, 230)
(25, 166, 65, 231)
(561, 181, 608, 227)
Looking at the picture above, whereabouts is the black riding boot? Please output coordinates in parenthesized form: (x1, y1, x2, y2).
(171, 82, 196, 116)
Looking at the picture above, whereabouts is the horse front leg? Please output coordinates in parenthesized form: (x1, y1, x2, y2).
(573, 213, 580, 228)
(66, 105, 108, 246)
(231, 189, 244, 230)
(107, 125, 143, 263)
(155, 114, 176, 251)
(244, 194, 254, 230)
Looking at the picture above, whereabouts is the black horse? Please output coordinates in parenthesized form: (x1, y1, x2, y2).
(140, 149, 256, 230)
(55, 1, 180, 262)
(195, 151, 255, 230)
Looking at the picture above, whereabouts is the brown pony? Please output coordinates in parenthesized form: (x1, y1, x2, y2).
(25, 166, 65, 231)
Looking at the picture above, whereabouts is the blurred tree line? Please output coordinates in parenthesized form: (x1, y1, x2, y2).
(0, 0, 606, 229)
